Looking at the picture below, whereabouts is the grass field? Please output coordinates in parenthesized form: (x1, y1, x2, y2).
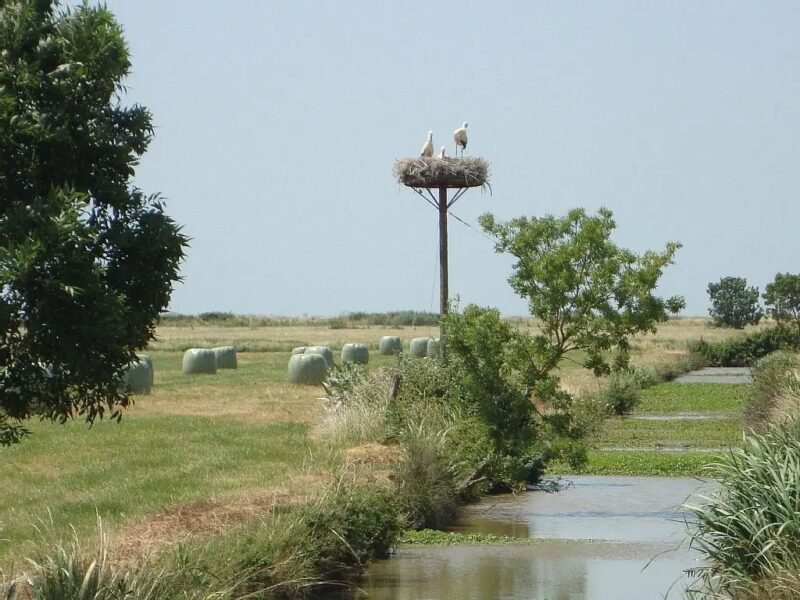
(0, 316, 753, 574)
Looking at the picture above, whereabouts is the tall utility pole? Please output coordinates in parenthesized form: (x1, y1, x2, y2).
(394, 155, 490, 357)
(438, 185, 449, 320)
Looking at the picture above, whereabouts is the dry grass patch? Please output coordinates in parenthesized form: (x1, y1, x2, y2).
(343, 443, 404, 467)
(111, 473, 328, 565)
(130, 383, 321, 423)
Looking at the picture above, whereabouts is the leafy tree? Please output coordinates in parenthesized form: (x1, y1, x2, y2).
(706, 277, 762, 329)
(763, 273, 800, 335)
(0, 1, 188, 444)
(444, 207, 684, 484)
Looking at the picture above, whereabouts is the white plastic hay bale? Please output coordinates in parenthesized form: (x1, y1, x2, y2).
(426, 338, 441, 359)
(137, 354, 154, 386)
(182, 348, 217, 374)
(341, 343, 369, 365)
(379, 336, 403, 355)
(212, 346, 238, 369)
(291, 346, 307, 355)
(409, 337, 430, 358)
(288, 353, 328, 385)
(304, 346, 334, 370)
(124, 360, 152, 395)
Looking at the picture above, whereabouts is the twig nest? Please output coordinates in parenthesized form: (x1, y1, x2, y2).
(410, 337, 430, 358)
(379, 336, 403, 356)
(291, 346, 307, 355)
(124, 360, 152, 395)
(394, 156, 490, 189)
(212, 346, 238, 369)
(341, 343, 369, 365)
(426, 338, 441, 359)
(136, 354, 154, 386)
(288, 353, 328, 385)
(304, 346, 334, 370)
(182, 348, 217, 374)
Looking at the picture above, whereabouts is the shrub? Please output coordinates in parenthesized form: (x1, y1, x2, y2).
(707, 277, 763, 329)
(302, 481, 403, 577)
(686, 418, 800, 598)
(601, 371, 643, 415)
(392, 426, 459, 530)
(697, 327, 800, 367)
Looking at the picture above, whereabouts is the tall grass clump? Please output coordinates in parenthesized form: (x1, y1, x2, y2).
(6, 524, 235, 600)
(180, 478, 403, 598)
(686, 418, 800, 599)
(745, 351, 800, 431)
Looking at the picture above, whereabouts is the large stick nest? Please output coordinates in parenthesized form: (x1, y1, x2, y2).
(394, 156, 490, 189)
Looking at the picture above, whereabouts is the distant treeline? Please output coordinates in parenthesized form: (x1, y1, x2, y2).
(159, 310, 441, 328)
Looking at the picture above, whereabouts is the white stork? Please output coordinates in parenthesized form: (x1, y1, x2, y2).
(420, 130, 434, 158)
(438, 146, 447, 159)
(453, 122, 468, 157)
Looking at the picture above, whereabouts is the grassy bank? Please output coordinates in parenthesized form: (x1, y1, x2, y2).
(1, 317, 751, 594)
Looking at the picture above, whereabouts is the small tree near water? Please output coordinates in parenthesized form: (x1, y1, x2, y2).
(0, 1, 188, 444)
(707, 277, 762, 329)
(445, 207, 684, 483)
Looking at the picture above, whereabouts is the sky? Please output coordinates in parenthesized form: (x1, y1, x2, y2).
(103, 1, 800, 317)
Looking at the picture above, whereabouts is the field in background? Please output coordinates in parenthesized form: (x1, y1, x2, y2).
(0, 316, 754, 572)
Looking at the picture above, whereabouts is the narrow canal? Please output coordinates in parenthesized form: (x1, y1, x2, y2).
(350, 476, 715, 599)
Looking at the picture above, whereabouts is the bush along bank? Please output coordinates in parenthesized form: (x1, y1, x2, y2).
(697, 325, 800, 367)
(686, 351, 800, 599)
(6, 477, 405, 600)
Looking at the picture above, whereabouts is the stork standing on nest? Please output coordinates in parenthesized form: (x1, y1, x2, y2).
(453, 122, 468, 157)
(420, 130, 434, 158)
(438, 146, 447, 159)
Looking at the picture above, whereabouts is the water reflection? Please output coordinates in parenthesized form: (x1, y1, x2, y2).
(344, 476, 713, 599)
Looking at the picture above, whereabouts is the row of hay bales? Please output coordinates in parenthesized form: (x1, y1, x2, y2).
(182, 346, 238, 374)
(288, 337, 441, 385)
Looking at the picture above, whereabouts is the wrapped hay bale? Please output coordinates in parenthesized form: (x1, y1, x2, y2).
(426, 338, 441, 359)
(182, 348, 217, 374)
(137, 354, 154, 386)
(288, 353, 328, 385)
(341, 343, 369, 365)
(410, 337, 430, 358)
(379, 336, 403, 355)
(124, 360, 152, 395)
(304, 346, 334, 370)
(212, 346, 238, 369)
(291, 346, 307, 355)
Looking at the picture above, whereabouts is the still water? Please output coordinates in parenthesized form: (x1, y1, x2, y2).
(350, 476, 714, 599)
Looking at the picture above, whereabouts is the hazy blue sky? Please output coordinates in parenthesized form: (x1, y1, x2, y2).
(105, 1, 800, 317)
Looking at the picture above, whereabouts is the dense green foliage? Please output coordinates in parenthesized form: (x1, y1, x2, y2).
(0, 1, 187, 444)
(707, 276, 762, 329)
(698, 326, 800, 367)
(417, 207, 685, 486)
(687, 418, 800, 599)
(479, 207, 684, 376)
(764, 273, 800, 335)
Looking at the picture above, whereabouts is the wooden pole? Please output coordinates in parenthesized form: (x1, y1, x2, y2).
(438, 185, 448, 357)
